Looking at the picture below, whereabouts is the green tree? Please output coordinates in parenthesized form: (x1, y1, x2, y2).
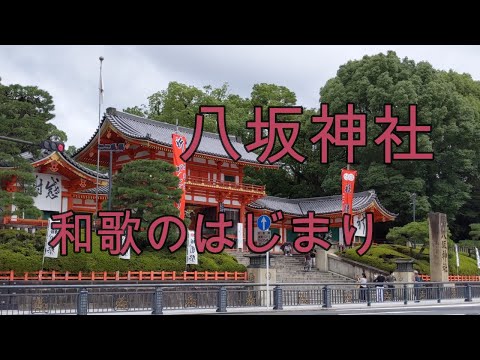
(386, 221, 430, 246)
(65, 145, 77, 157)
(468, 223, 480, 241)
(141, 81, 251, 137)
(123, 105, 148, 117)
(319, 51, 480, 233)
(0, 79, 65, 218)
(109, 159, 184, 248)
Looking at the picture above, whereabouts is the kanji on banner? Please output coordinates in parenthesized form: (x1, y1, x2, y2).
(341, 168, 357, 216)
(44, 218, 60, 258)
(172, 133, 187, 219)
(186, 230, 198, 265)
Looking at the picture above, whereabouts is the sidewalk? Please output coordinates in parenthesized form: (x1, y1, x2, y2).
(96, 298, 480, 315)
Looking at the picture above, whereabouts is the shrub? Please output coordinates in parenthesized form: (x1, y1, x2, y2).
(0, 230, 247, 273)
(341, 244, 478, 276)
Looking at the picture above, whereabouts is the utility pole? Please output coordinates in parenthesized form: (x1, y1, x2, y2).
(411, 192, 417, 222)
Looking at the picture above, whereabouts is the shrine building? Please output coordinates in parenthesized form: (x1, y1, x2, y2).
(2, 107, 397, 247)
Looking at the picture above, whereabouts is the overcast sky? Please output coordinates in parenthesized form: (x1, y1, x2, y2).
(1, 45, 479, 148)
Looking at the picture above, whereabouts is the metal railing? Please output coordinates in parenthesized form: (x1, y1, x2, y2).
(1, 282, 479, 315)
(186, 176, 265, 194)
(0, 270, 249, 282)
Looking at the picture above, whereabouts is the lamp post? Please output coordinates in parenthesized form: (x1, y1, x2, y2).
(410, 192, 417, 222)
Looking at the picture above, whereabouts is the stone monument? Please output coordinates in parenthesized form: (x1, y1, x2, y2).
(428, 212, 449, 282)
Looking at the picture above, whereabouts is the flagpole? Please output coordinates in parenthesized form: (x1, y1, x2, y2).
(95, 56, 104, 226)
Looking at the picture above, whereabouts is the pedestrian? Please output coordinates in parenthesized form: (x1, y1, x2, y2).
(386, 270, 396, 300)
(413, 270, 422, 302)
(359, 273, 367, 301)
(374, 273, 386, 302)
(304, 252, 312, 271)
(310, 248, 316, 267)
(281, 242, 292, 256)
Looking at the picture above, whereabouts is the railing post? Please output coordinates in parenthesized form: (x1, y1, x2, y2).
(437, 284, 442, 303)
(273, 286, 283, 310)
(216, 286, 227, 313)
(322, 285, 331, 308)
(152, 287, 164, 315)
(77, 288, 88, 315)
(465, 284, 473, 302)
(9, 270, 14, 281)
(403, 284, 408, 305)
(366, 285, 371, 306)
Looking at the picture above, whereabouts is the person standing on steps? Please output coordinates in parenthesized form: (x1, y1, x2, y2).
(304, 252, 312, 272)
(310, 248, 316, 268)
(281, 242, 293, 256)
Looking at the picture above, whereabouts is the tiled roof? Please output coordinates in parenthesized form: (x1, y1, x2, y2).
(248, 189, 397, 218)
(1, 151, 109, 179)
(78, 185, 109, 194)
(74, 107, 269, 165)
(59, 152, 108, 179)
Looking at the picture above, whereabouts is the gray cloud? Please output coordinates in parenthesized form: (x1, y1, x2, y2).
(1, 45, 479, 148)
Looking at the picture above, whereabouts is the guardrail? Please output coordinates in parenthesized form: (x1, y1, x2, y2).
(1, 281, 479, 315)
(420, 275, 480, 282)
(186, 176, 265, 194)
(0, 270, 248, 282)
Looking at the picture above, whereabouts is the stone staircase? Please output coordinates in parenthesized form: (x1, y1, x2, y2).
(273, 254, 353, 283)
(227, 250, 354, 284)
(225, 249, 251, 267)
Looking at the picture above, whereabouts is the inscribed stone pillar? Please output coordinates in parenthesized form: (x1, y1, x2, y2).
(429, 212, 449, 282)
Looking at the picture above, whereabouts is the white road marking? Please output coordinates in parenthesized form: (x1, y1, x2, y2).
(341, 310, 427, 315)
(337, 302, 480, 312)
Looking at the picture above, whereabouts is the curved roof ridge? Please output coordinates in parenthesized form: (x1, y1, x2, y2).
(115, 110, 239, 141)
(73, 107, 272, 166)
(59, 152, 109, 179)
(248, 189, 396, 218)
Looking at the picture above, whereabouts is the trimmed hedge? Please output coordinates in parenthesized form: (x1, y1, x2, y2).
(342, 244, 480, 276)
(0, 230, 246, 273)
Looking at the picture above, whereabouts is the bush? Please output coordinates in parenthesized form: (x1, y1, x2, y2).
(0, 231, 246, 273)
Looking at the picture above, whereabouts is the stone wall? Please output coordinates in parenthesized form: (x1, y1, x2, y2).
(327, 253, 387, 282)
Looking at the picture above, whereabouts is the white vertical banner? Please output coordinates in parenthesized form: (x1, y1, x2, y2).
(454, 244, 460, 268)
(119, 231, 130, 260)
(44, 218, 59, 258)
(353, 213, 366, 237)
(339, 227, 344, 247)
(475, 247, 480, 269)
(186, 230, 198, 265)
(237, 223, 244, 249)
